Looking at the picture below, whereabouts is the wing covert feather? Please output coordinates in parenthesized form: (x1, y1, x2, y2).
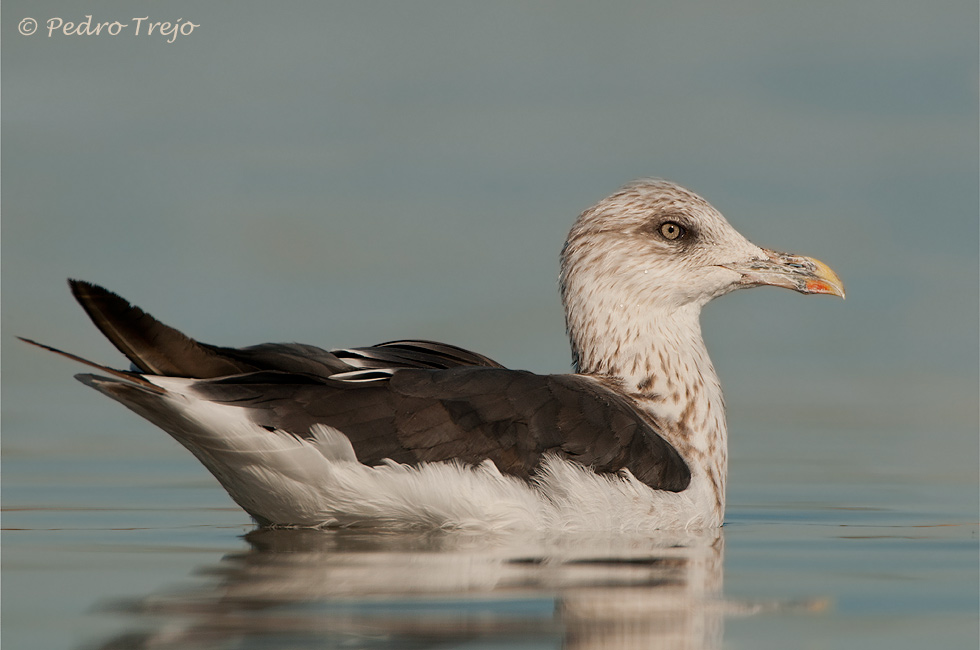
(195, 367, 691, 492)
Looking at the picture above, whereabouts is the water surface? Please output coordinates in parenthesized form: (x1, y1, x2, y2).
(3, 418, 975, 650)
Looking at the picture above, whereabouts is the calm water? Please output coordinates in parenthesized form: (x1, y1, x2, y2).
(3, 1, 977, 648)
(3, 389, 976, 649)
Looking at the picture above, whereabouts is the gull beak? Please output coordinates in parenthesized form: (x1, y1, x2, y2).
(722, 249, 845, 298)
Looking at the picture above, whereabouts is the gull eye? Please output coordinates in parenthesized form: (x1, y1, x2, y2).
(659, 221, 686, 241)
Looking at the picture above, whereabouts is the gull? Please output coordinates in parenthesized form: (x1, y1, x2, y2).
(22, 179, 844, 531)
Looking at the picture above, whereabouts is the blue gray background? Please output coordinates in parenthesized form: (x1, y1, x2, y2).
(5, 0, 976, 473)
(2, 2, 977, 648)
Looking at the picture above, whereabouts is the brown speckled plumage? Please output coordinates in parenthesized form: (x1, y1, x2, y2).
(560, 179, 841, 525)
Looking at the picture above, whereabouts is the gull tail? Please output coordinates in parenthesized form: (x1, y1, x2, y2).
(20, 334, 320, 527)
(17, 337, 164, 393)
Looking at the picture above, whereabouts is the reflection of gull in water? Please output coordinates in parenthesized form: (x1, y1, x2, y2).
(93, 529, 732, 650)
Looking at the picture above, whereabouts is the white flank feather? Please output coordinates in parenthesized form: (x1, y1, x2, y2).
(139, 378, 714, 531)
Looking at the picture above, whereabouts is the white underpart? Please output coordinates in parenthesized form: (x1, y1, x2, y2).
(141, 377, 711, 531)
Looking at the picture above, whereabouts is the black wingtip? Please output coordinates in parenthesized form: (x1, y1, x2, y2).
(68, 277, 96, 294)
(68, 278, 126, 308)
(64, 278, 254, 379)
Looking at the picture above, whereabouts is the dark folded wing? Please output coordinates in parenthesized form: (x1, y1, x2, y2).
(68, 280, 504, 378)
(194, 367, 691, 492)
(65, 280, 689, 490)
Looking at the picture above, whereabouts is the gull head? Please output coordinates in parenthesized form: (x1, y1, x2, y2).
(560, 179, 844, 318)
